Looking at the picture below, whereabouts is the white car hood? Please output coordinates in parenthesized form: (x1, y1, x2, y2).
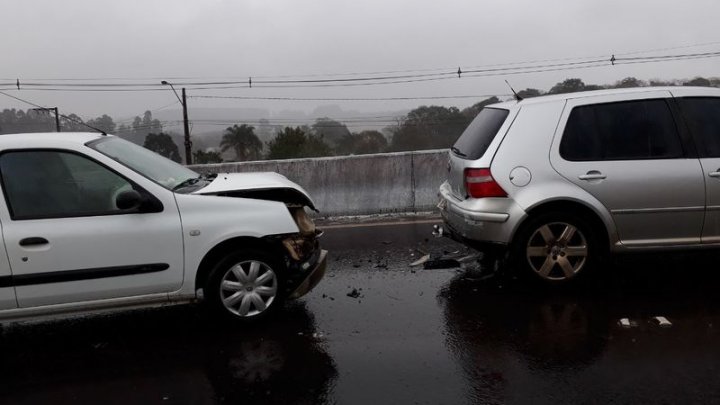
(193, 172, 316, 210)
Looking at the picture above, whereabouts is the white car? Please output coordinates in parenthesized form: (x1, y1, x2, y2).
(0, 132, 327, 322)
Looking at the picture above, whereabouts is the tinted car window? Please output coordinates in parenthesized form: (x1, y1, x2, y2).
(452, 107, 509, 160)
(0, 150, 132, 219)
(560, 99, 683, 161)
(677, 97, 720, 158)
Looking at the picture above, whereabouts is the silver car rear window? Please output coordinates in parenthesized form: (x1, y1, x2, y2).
(451, 107, 509, 160)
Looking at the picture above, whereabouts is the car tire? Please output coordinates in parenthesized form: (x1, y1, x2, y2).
(511, 211, 600, 285)
(205, 249, 286, 322)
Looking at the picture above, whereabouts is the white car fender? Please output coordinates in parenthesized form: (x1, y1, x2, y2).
(173, 193, 299, 295)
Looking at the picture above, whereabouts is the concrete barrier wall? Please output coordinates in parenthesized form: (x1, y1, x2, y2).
(190, 149, 449, 217)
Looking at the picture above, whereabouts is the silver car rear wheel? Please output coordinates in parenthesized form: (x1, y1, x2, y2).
(219, 260, 278, 318)
(526, 222, 589, 281)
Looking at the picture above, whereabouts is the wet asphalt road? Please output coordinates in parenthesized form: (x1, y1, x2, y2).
(3, 219, 720, 404)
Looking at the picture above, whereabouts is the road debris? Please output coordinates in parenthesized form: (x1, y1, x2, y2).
(409, 250, 483, 271)
(423, 258, 461, 269)
(346, 288, 363, 299)
(653, 316, 672, 328)
(410, 254, 430, 267)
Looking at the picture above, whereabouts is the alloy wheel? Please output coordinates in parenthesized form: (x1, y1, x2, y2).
(526, 222, 588, 281)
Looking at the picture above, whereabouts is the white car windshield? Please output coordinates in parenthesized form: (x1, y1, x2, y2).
(87, 136, 200, 191)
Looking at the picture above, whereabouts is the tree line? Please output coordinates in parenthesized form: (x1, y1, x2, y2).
(1, 75, 718, 163)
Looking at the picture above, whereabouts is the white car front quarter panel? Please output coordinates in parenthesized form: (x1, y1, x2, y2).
(173, 193, 299, 295)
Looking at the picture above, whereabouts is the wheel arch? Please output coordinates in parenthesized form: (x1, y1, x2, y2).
(194, 236, 286, 293)
(514, 199, 613, 254)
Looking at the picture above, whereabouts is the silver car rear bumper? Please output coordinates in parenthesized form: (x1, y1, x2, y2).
(438, 181, 526, 245)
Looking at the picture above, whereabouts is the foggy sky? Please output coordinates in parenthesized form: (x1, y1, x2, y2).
(1, 0, 719, 122)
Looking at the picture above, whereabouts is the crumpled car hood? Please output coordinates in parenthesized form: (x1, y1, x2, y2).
(192, 172, 317, 211)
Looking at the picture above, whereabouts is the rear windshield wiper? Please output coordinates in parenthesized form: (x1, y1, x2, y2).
(451, 146, 467, 157)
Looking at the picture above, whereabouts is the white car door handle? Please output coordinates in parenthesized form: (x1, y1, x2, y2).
(19, 237, 49, 246)
(709, 171, 720, 178)
(578, 171, 606, 181)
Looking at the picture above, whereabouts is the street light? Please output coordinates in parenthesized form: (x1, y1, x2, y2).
(30, 107, 60, 132)
(161, 80, 192, 164)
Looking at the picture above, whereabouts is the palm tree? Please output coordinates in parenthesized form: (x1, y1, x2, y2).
(220, 124, 263, 161)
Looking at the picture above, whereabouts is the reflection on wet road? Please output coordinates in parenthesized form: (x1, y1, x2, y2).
(3, 220, 720, 404)
(0, 302, 336, 405)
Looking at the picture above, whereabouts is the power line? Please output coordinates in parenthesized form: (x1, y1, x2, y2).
(0, 90, 107, 134)
(113, 122, 182, 133)
(4, 39, 719, 83)
(615, 40, 720, 57)
(114, 100, 181, 124)
(0, 90, 45, 109)
(615, 50, 720, 61)
(197, 121, 466, 129)
(2, 49, 718, 91)
(190, 94, 509, 101)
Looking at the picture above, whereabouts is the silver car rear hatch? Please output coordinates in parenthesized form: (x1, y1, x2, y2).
(447, 106, 518, 199)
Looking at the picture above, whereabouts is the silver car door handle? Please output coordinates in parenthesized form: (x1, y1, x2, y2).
(578, 172, 606, 181)
(709, 171, 720, 178)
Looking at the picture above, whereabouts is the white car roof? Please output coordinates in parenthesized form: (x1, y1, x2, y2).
(0, 132, 107, 150)
(488, 86, 720, 110)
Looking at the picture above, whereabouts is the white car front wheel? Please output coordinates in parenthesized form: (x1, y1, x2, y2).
(206, 249, 286, 321)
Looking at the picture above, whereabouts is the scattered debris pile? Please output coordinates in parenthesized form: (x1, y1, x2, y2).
(409, 250, 482, 271)
(346, 288, 364, 299)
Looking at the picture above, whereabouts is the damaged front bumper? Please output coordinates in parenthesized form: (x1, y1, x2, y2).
(280, 226, 328, 299)
(276, 206, 328, 299)
(288, 249, 328, 299)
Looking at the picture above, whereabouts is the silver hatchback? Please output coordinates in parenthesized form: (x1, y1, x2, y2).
(439, 86, 720, 283)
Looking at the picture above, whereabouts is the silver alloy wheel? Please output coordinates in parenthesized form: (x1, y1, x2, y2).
(526, 222, 588, 281)
(220, 260, 278, 317)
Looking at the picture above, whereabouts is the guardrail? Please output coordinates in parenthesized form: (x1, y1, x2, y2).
(190, 149, 449, 217)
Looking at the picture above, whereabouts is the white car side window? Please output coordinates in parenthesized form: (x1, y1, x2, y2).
(0, 150, 133, 219)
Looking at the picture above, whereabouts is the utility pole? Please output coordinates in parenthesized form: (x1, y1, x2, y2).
(181, 88, 191, 164)
(52, 107, 60, 132)
(161, 80, 192, 164)
(31, 107, 61, 132)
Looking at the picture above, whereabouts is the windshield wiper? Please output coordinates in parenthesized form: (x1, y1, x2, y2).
(172, 173, 218, 191)
(451, 146, 467, 157)
(172, 176, 202, 191)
